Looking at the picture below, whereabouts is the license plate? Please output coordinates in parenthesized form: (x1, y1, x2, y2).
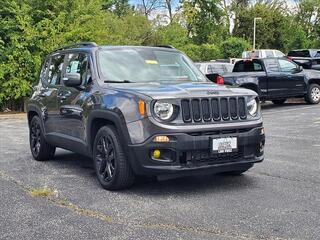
(212, 137, 237, 153)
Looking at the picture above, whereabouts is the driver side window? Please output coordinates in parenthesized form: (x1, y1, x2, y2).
(65, 53, 90, 85)
(278, 59, 297, 72)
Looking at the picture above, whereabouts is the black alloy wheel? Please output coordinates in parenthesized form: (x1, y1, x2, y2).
(29, 115, 55, 161)
(95, 135, 116, 182)
(93, 126, 135, 190)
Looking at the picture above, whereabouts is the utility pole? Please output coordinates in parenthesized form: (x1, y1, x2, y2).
(253, 17, 262, 50)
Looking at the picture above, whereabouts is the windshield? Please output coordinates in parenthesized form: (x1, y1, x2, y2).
(97, 48, 207, 83)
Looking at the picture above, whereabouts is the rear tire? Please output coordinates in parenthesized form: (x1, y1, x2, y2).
(305, 84, 320, 104)
(272, 99, 286, 105)
(29, 115, 55, 161)
(93, 126, 135, 190)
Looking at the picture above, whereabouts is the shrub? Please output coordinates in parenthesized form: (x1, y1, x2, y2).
(220, 37, 251, 58)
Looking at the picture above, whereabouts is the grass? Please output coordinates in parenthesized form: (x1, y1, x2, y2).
(28, 187, 56, 198)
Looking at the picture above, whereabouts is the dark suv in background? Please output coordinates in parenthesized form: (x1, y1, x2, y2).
(288, 49, 320, 70)
(28, 43, 265, 190)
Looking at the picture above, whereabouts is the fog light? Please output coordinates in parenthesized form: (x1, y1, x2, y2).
(152, 149, 161, 159)
(261, 127, 265, 135)
(153, 135, 170, 142)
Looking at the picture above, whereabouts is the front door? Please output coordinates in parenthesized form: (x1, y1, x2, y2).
(56, 52, 91, 143)
(277, 59, 305, 96)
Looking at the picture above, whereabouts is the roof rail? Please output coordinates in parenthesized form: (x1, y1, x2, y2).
(56, 42, 98, 51)
(156, 45, 175, 49)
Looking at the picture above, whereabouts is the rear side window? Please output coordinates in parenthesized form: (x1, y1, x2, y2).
(233, 60, 264, 72)
(47, 55, 65, 85)
(264, 59, 280, 72)
(288, 50, 311, 57)
(65, 53, 89, 85)
(40, 58, 50, 82)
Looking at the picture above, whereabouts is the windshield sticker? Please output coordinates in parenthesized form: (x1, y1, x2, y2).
(145, 60, 158, 64)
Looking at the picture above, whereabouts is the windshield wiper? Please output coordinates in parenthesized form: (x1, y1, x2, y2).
(104, 80, 134, 83)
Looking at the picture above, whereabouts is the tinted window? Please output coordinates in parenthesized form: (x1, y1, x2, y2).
(288, 50, 311, 58)
(47, 55, 65, 85)
(233, 60, 264, 72)
(65, 53, 89, 85)
(278, 59, 297, 72)
(40, 58, 50, 82)
(264, 59, 280, 72)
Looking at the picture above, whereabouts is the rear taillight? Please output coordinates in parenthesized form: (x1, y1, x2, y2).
(216, 75, 224, 85)
(287, 56, 293, 60)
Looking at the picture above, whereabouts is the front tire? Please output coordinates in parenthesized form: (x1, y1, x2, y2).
(93, 126, 135, 190)
(305, 84, 320, 104)
(29, 115, 56, 161)
(272, 99, 286, 105)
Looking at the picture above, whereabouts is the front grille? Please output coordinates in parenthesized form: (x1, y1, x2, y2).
(181, 97, 247, 123)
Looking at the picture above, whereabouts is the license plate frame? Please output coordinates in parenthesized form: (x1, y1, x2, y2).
(211, 137, 238, 154)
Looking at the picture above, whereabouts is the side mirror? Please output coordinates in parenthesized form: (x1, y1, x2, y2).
(63, 73, 81, 87)
(292, 65, 303, 74)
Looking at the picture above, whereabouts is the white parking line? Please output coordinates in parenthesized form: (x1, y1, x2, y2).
(262, 106, 317, 115)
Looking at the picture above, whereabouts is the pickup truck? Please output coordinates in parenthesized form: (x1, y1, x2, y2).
(221, 58, 320, 104)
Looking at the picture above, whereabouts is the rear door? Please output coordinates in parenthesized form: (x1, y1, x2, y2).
(39, 54, 65, 135)
(56, 52, 91, 142)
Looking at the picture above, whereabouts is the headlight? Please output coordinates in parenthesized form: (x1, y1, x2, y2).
(247, 98, 258, 116)
(154, 101, 174, 120)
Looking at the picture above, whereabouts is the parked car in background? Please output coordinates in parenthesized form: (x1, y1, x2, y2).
(196, 61, 234, 84)
(287, 49, 320, 70)
(242, 49, 286, 59)
(221, 58, 320, 104)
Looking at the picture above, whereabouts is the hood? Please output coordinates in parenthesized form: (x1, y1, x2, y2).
(108, 81, 255, 99)
(304, 69, 320, 78)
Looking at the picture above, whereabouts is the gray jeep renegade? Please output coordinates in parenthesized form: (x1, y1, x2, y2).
(27, 42, 265, 190)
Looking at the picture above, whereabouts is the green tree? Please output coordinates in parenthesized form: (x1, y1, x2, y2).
(183, 0, 227, 44)
(220, 37, 250, 58)
(179, 43, 221, 62)
(233, 2, 291, 51)
(154, 23, 190, 47)
(295, 0, 320, 47)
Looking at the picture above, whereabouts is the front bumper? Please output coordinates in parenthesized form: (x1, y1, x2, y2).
(127, 126, 265, 176)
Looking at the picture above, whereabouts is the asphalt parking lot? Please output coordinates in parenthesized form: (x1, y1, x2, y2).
(0, 102, 319, 240)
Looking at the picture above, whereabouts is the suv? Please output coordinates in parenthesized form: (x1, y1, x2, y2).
(27, 42, 265, 190)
